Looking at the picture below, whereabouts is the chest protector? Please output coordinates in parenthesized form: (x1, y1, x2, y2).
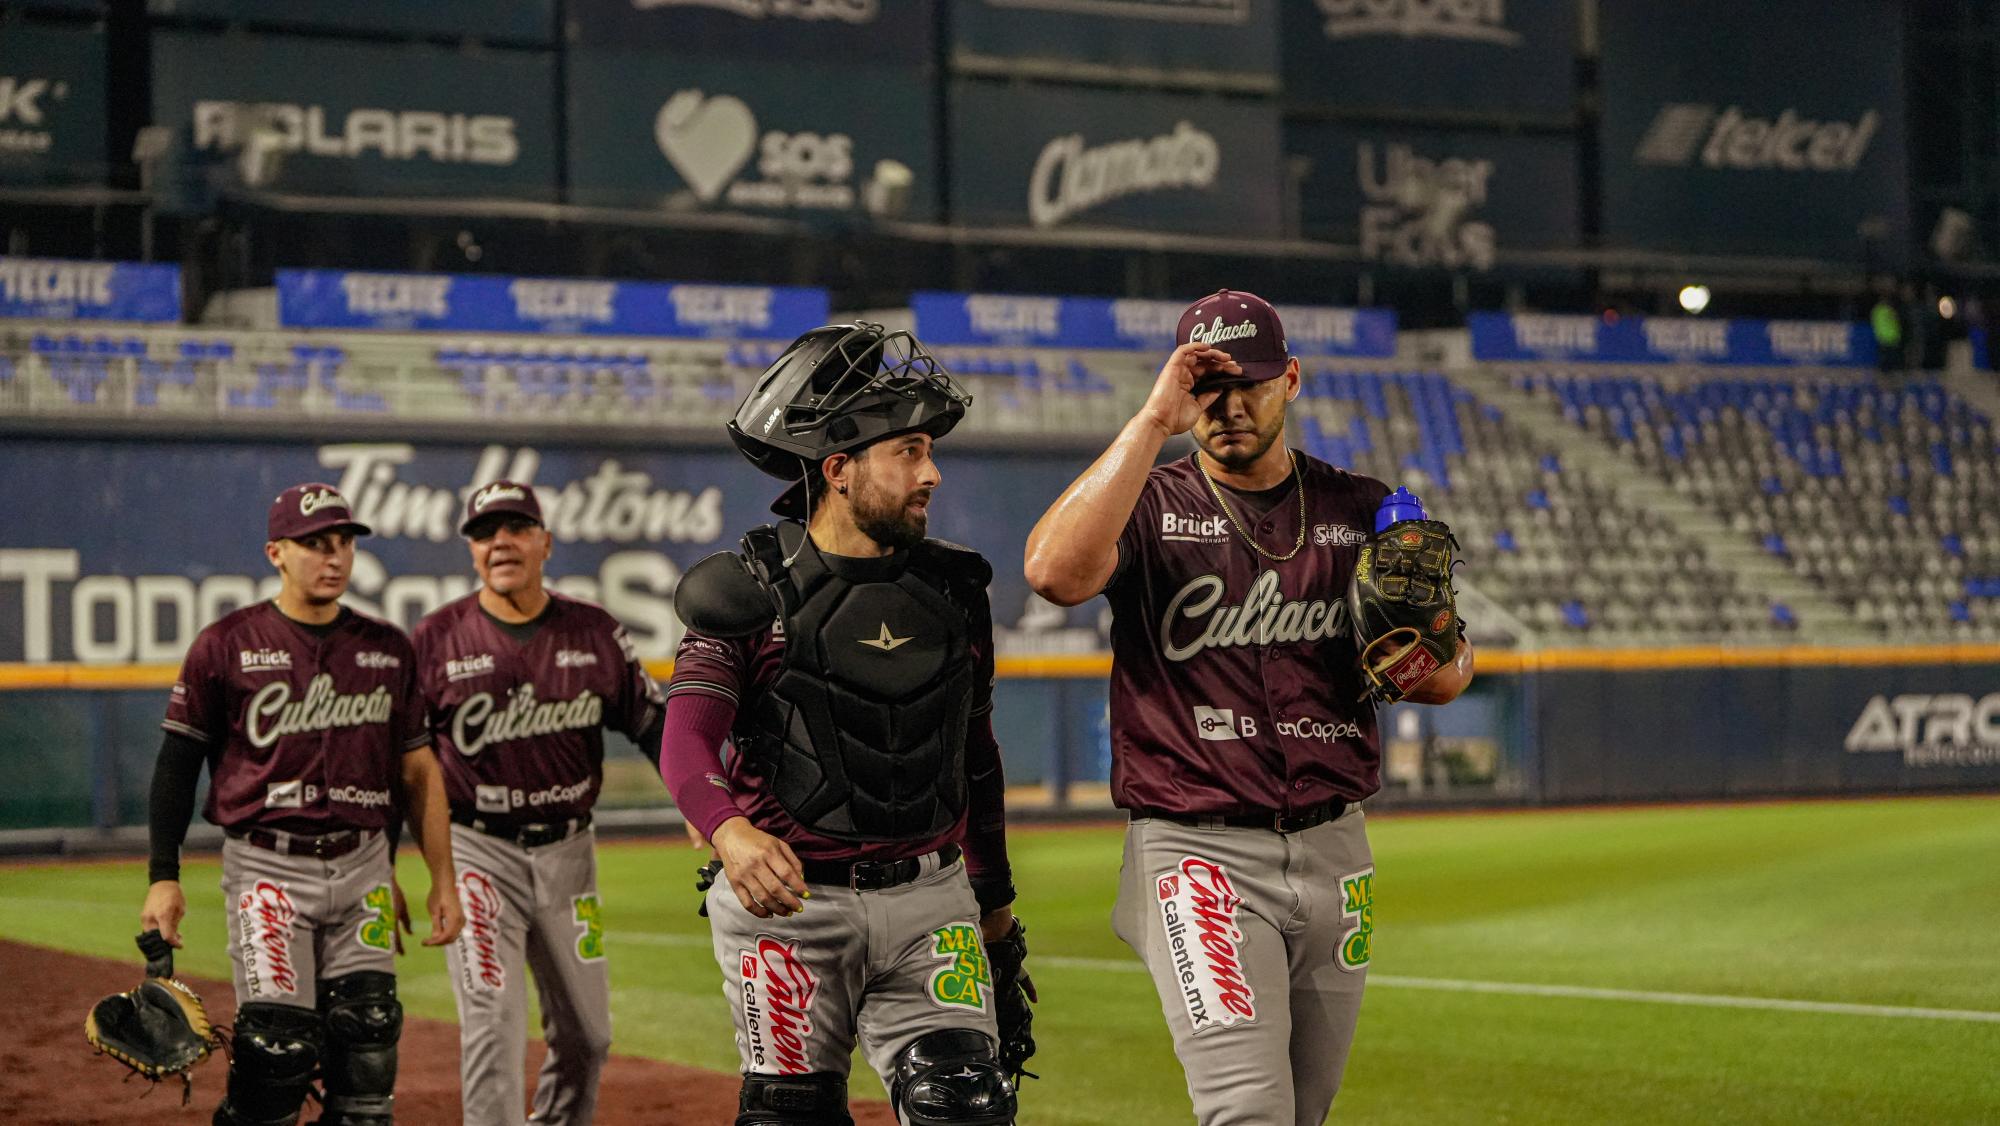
(737, 522, 985, 842)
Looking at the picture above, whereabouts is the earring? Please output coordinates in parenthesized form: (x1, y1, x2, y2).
(837, 485, 848, 495)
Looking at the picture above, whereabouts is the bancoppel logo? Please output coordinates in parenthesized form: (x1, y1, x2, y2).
(191, 102, 519, 165)
(1642, 318, 1729, 360)
(0, 75, 71, 155)
(555, 648, 599, 668)
(326, 784, 393, 809)
(983, 0, 1247, 22)
(447, 653, 497, 682)
(241, 648, 294, 672)
(1317, 0, 1519, 44)
(0, 258, 114, 307)
(1768, 321, 1855, 364)
(1313, 524, 1368, 547)
(341, 274, 451, 320)
(1161, 512, 1229, 543)
(1029, 121, 1220, 228)
(472, 482, 527, 512)
(1192, 705, 1255, 741)
(1511, 314, 1598, 354)
(1635, 104, 1879, 172)
(670, 285, 775, 332)
(264, 779, 305, 809)
(1358, 143, 1496, 271)
(509, 280, 615, 327)
(655, 90, 858, 209)
(633, 0, 879, 21)
(966, 295, 1061, 339)
(1845, 693, 2000, 768)
(354, 650, 401, 669)
(1276, 715, 1363, 743)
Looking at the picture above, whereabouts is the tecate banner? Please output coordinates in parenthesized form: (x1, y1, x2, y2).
(1282, 0, 1575, 116)
(914, 291, 1394, 356)
(0, 257, 181, 323)
(1598, 0, 1907, 259)
(567, 50, 935, 220)
(950, 81, 1282, 236)
(566, 0, 932, 65)
(1468, 312, 1876, 367)
(147, 0, 555, 44)
(276, 270, 828, 338)
(951, 0, 1276, 83)
(0, 24, 106, 187)
(0, 438, 1100, 663)
(1289, 124, 1579, 270)
(151, 32, 557, 200)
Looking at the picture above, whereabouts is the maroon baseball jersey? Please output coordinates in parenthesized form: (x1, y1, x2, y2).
(1104, 450, 1392, 815)
(414, 592, 664, 823)
(665, 606, 1004, 868)
(161, 602, 427, 833)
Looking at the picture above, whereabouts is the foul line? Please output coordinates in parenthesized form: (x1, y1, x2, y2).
(616, 930, 2000, 1024)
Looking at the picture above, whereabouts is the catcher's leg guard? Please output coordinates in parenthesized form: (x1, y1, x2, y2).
(314, 971, 401, 1125)
(736, 1071, 854, 1126)
(212, 1003, 322, 1126)
(890, 1030, 1016, 1126)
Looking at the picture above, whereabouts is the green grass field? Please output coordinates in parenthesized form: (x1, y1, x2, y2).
(5, 796, 1998, 1124)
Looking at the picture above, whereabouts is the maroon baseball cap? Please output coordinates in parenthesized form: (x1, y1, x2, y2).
(1177, 289, 1291, 386)
(267, 483, 371, 541)
(461, 479, 544, 535)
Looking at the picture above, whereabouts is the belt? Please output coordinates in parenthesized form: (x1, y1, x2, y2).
(798, 844, 960, 892)
(452, 811, 593, 848)
(228, 827, 371, 859)
(1135, 800, 1348, 835)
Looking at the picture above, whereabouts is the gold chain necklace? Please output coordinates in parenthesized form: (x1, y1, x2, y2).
(1196, 449, 1307, 563)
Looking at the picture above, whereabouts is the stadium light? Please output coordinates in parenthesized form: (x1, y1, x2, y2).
(1678, 284, 1712, 315)
(1939, 295, 1958, 319)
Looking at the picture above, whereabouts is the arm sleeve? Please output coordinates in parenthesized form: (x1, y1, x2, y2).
(659, 628, 756, 840)
(148, 732, 209, 884)
(958, 587, 1015, 913)
(610, 623, 667, 744)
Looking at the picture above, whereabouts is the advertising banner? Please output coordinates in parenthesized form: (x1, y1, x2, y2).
(1282, 0, 1575, 117)
(1289, 124, 1578, 270)
(147, 0, 554, 43)
(0, 24, 106, 187)
(568, 49, 935, 220)
(0, 258, 181, 323)
(951, 0, 1276, 83)
(949, 81, 1282, 236)
(914, 291, 1395, 356)
(1598, 0, 1907, 259)
(1468, 312, 1875, 367)
(275, 270, 828, 338)
(566, 0, 932, 65)
(0, 438, 1108, 664)
(151, 32, 557, 200)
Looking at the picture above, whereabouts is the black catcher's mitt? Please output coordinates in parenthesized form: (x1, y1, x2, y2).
(84, 931, 220, 1103)
(986, 918, 1038, 1084)
(1348, 518, 1463, 703)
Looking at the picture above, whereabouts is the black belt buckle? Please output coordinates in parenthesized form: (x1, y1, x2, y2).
(1273, 801, 1343, 834)
(847, 859, 900, 892)
(306, 832, 351, 858)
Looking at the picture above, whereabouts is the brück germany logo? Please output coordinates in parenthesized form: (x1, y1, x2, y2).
(926, 924, 993, 1011)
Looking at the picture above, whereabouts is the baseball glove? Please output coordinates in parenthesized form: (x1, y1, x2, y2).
(84, 931, 221, 1103)
(986, 918, 1038, 1084)
(1347, 518, 1463, 703)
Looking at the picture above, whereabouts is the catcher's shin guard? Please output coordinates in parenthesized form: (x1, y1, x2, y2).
(314, 971, 401, 1125)
(736, 1071, 854, 1126)
(213, 1003, 322, 1126)
(891, 1029, 1016, 1125)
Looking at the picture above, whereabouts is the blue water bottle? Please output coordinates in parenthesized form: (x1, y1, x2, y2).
(1374, 486, 1428, 533)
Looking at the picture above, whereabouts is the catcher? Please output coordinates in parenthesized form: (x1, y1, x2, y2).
(1024, 289, 1471, 1125)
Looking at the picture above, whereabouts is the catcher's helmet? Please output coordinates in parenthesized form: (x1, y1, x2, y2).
(727, 322, 970, 495)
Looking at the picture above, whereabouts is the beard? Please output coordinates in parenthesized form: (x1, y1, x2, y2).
(851, 478, 930, 551)
(1199, 409, 1286, 470)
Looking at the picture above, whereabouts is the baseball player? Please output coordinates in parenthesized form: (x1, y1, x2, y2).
(140, 482, 464, 1126)
(661, 323, 1035, 1126)
(411, 480, 666, 1126)
(1024, 290, 1474, 1126)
